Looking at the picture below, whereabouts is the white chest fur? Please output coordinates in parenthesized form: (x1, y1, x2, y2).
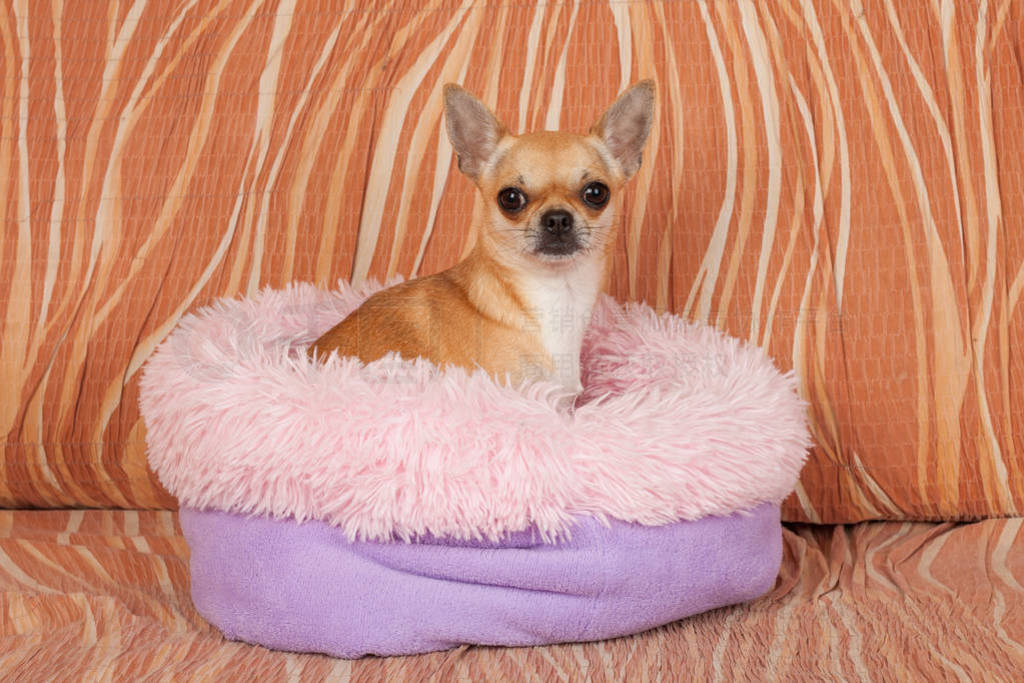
(517, 259, 603, 393)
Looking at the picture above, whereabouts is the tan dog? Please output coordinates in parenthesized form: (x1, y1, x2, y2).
(309, 81, 654, 393)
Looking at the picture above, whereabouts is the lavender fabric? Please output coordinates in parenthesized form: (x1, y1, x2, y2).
(181, 503, 782, 658)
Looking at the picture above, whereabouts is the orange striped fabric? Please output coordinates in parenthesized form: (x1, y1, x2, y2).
(0, 1, 1021, 523)
(1, 510, 1022, 677)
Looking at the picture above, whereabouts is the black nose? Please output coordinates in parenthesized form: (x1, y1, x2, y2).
(541, 209, 574, 236)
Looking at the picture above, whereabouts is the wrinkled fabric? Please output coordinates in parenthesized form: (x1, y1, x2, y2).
(2, 511, 1022, 678)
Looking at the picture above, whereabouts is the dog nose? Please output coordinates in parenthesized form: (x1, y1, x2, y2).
(541, 209, 574, 236)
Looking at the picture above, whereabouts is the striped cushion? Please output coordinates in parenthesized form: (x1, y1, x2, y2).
(1, 1, 1021, 522)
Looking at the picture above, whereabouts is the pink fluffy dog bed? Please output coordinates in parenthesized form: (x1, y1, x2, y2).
(140, 281, 809, 658)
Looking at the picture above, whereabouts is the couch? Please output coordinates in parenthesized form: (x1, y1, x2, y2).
(2, 0, 1021, 678)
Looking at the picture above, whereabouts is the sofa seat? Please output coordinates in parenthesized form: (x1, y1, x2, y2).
(1, 510, 1021, 678)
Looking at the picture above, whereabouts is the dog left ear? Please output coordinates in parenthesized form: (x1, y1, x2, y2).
(591, 80, 655, 179)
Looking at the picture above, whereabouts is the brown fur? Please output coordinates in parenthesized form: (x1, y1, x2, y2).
(310, 256, 550, 381)
(309, 82, 654, 388)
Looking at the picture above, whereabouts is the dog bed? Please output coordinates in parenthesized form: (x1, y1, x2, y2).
(140, 281, 809, 658)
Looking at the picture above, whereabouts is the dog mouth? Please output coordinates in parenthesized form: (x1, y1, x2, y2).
(534, 235, 582, 258)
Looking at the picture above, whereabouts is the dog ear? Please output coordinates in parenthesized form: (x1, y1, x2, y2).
(591, 80, 655, 179)
(444, 84, 507, 182)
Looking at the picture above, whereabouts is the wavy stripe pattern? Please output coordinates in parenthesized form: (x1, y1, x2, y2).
(0, 510, 1022, 676)
(0, 0, 1021, 524)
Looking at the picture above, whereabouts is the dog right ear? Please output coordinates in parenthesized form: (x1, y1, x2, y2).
(444, 84, 506, 182)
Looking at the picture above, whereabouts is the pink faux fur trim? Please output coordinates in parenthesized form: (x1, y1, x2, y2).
(140, 281, 809, 541)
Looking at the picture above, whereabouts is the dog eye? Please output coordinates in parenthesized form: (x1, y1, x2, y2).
(497, 187, 527, 213)
(581, 182, 609, 208)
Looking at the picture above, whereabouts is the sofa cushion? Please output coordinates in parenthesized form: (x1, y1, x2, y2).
(1, 1, 1021, 522)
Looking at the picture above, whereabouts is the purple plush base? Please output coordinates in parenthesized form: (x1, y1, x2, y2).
(181, 503, 782, 658)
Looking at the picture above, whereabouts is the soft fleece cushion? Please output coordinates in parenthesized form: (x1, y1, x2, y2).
(141, 281, 809, 543)
(140, 282, 808, 657)
(181, 504, 782, 658)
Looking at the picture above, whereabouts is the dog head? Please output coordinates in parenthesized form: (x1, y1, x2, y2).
(444, 81, 655, 271)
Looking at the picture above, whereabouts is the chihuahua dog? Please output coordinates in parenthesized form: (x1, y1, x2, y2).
(309, 81, 654, 394)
